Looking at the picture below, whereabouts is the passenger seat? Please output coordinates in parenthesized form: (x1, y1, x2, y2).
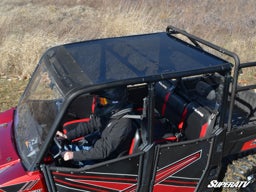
(155, 80, 216, 140)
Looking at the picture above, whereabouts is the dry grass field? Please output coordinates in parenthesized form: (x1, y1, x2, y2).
(0, 0, 256, 111)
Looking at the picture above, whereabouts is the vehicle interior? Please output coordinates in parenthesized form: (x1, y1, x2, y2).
(47, 72, 230, 168)
(48, 71, 256, 170)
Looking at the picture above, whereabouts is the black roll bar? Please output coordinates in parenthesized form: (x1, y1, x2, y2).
(236, 62, 256, 92)
(166, 25, 241, 132)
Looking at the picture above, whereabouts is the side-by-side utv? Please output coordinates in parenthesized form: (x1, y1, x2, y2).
(0, 25, 256, 192)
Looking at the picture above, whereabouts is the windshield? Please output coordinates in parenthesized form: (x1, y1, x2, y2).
(14, 60, 64, 168)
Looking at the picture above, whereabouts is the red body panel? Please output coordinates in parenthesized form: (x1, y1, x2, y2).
(0, 108, 20, 172)
(0, 108, 47, 192)
(241, 138, 256, 151)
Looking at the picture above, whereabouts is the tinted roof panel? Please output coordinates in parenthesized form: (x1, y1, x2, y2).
(58, 32, 230, 87)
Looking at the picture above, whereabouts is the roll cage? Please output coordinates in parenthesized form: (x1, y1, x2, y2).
(25, 25, 239, 172)
(2, 23, 256, 192)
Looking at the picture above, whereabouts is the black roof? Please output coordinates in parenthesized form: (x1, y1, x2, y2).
(44, 32, 231, 94)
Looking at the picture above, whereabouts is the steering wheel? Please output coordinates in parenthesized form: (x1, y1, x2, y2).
(53, 137, 63, 159)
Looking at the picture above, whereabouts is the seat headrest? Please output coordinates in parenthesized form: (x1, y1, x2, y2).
(196, 81, 216, 100)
